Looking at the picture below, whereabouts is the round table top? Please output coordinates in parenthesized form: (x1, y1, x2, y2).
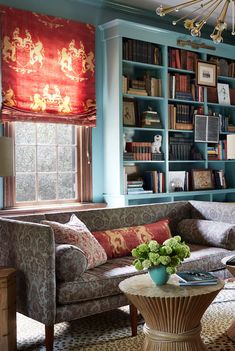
(119, 273, 224, 298)
(221, 255, 235, 276)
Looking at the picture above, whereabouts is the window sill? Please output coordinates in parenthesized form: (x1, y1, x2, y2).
(0, 202, 107, 217)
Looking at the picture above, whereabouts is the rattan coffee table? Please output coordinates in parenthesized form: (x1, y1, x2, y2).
(119, 274, 224, 351)
(221, 255, 235, 342)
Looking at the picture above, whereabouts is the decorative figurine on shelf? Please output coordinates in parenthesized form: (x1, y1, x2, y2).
(123, 129, 135, 153)
(151, 135, 162, 154)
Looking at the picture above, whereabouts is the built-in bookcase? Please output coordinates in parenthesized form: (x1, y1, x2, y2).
(100, 19, 235, 207)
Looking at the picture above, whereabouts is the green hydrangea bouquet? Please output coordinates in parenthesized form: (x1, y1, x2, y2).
(132, 235, 191, 274)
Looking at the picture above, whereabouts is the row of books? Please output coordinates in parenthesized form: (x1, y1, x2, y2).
(176, 271, 218, 286)
(209, 56, 235, 78)
(123, 38, 162, 65)
(212, 170, 227, 189)
(168, 104, 195, 130)
(168, 74, 204, 102)
(168, 48, 199, 71)
(169, 136, 194, 161)
(122, 75, 162, 97)
(125, 180, 153, 195)
(207, 141, 227, 161)
(125, 142, 152, 161)
(143, 171, 165, 193)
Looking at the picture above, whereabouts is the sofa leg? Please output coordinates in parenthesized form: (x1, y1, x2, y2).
(45, 325, 54, 351)
(129, 304, 138, 336)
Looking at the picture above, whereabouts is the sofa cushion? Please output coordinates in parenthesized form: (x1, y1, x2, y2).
(42, 214, 107, 269)
(56, 244, 231, 305)
(56, 244, 88, 282)
(177, 219, 235, 249)
(92, 219, 171, 258)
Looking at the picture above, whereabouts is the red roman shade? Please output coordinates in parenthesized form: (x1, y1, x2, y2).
(0, 6, 96, 126)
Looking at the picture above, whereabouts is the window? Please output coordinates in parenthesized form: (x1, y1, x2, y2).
(4, 122, 92, 208)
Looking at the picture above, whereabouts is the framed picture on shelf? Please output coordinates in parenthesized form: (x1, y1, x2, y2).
(123, 98, 137, 126)
(196, 60, 217, 87)
(217, 83, 230, 105)
(191, 169, 214, 191)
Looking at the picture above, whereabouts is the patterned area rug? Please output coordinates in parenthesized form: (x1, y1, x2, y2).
(17, 282, 235, 351)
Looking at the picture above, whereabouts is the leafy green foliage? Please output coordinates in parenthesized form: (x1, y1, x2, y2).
(132, 236, 190, 274)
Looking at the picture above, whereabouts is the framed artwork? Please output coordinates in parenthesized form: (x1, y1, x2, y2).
(196, 60, 217, 87)
(194, 114, 219, 143)
(217, 83, 231, 105)
(123, 98, 137, 126)
(191, 169, 214, 191)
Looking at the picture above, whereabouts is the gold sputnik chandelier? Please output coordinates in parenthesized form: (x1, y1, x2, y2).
(156, 0, 235, 43)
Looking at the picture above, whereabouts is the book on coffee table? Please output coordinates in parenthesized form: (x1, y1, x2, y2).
(176, 271, 218, 286)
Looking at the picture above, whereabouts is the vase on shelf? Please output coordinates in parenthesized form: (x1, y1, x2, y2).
(148, 265, 170, 286)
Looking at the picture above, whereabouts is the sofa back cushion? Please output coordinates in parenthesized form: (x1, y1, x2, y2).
(177, 219, 235, 249)
(92, 219, 172, 258)
(42, 214, 107, 269)
(55, 244, 88, 281)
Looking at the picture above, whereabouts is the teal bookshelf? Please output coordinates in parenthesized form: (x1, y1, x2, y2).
(100, 19, 235, 207)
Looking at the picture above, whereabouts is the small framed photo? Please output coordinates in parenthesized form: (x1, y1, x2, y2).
(191, 169, 214, 191)
(123, 98, 137, 126)
(196, 60, 217, 87)
(217, 83, 230, 105)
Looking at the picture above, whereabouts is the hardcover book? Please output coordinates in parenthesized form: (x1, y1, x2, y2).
(176, 271, 218, 286)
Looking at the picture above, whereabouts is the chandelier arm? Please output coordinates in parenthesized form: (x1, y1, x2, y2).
(197, 0, 224, 27)
(157, 0, 203, 16)
(216, 0, 230, 23)
(174, 0, 218, 24)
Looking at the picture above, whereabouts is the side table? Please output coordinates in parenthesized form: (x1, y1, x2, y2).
(0, 267, 16, 351)
(119, 274, 224, 351)
(221, 256, 235, 342)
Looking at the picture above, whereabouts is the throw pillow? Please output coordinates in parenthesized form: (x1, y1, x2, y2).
(177, 219, 235, 249)
(42, 214, 107, 269)
(92, 218, 172, 258)
(55, 244, 88, 281)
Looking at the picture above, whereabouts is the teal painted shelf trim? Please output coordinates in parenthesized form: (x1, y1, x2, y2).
(124, 127, 164, 132)
(123, 94, 164, 101)
(123, 161, 165, 164)
(168, 67, 195, 75)
(218, 76, 235, 82)
(168, 99, 204, 105)
(169, 160, 205, 163)
(208, 160, 235, 162)
(168, 129, 193, 133)
(126, 188, 235, 200)
(207, 103, 235, 108)
(123, 60, 164, 70)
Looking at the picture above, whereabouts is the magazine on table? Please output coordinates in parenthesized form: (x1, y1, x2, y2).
(176, 271, 218, 286)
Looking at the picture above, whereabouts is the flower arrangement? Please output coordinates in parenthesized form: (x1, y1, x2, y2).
(132, 235, 190, 274)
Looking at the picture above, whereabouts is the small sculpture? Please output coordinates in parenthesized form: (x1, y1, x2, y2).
(151, 135, 162, 154)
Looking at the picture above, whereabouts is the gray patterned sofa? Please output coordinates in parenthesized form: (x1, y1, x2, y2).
(0, 200, 235, 351)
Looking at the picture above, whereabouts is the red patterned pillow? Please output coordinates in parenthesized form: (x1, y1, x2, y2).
(42, 214, 107, 269)
(92, 219, 171, 258)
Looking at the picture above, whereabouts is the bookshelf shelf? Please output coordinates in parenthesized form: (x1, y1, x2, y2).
(168, 67, 195, 75)
(123, 94, 164, 101)
(168, 99, 204, 105)
(101, 19, 235, 207)
(123, 60, 164, 70)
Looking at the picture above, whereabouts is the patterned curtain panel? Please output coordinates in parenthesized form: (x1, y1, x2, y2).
(0, 6, 96, 126)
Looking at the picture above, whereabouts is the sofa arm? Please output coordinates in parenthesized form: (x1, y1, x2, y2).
(0, 218, 56, 325)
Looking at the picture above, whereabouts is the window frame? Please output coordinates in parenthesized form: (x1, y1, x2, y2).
(4, 122, 92, 209)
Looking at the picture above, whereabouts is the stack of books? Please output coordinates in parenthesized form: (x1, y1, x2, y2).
(176, 271, 218, 286)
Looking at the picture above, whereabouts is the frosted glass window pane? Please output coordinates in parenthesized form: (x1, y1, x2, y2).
(37, 123, 56, 144)
(38, 173, 56, 200)
(37, 146, 57, 172)
(58, 146, 75, 172)
(15, 146, 36, 172)
(58, 125, 75, 145)
(16, 174, 36, 202)
(58, 173, 76, 199)
(15, 122, 36, 144)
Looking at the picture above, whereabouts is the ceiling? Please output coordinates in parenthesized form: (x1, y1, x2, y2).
(115, 0, 233, 27)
